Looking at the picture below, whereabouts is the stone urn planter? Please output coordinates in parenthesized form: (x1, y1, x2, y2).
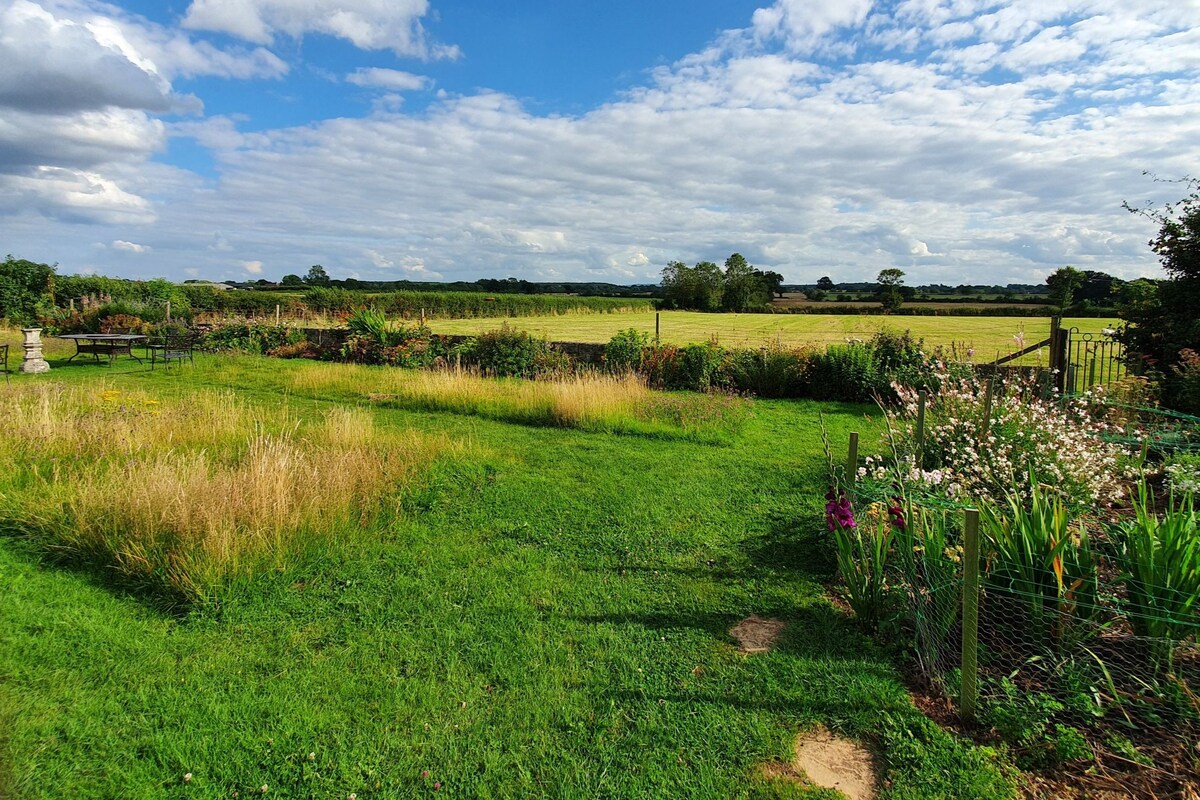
(19, 327, 50, 373)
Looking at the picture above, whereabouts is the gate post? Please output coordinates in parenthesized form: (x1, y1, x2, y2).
(1049, 317, 1068, 395)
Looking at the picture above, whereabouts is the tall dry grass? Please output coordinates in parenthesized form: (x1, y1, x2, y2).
(289, 362, 749, 437)
(0, 383, 444, 602)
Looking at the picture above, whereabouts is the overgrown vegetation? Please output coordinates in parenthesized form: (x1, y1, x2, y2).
(1119, 175, 1200, 414)
(0, 383, 444, 604)
(0, 354, 1013, 799)
(823, 365, 1200, 791)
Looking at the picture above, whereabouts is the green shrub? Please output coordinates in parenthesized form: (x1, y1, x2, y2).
(605, 328, 650, 373)
(981, 480, 1100, 650)
(722, 341, 815, 398)
(338, 308, 447, 367)
(0, 256, 56, 325)
(459, 324, 570, 378)
(1115, 485, 1200, 664)
(830, 506, 893, 630)
(811, 342, 883, 402)
(674, 342, 726, 391)
(303, 287, 361, 313)
(199, 324, 304, 354)
(981, 679, 1093, 768)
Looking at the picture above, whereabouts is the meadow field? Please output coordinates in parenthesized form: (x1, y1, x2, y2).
(0, 346, 1014, 799)
(427, 312, 1117, 361)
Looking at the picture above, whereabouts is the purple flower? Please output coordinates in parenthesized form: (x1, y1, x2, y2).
(825, 489, 856, 530)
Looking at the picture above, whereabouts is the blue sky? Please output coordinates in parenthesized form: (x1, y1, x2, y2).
(2, 0, 1198, 285)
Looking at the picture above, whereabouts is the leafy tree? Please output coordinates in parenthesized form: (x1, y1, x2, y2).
(304, 264, 331, 286)
(661, 260, 723, 311)
(1045, 266, 1085, 310)
(876, 268, 906, 312)
(1120, 176, 1200, 410)
(760, 270, 785, 299)
(817, 276, 835, 291)
(0, 255, 56, 324)
(722, 253, 769, 311)
(692, 261, 725, 310)
(1074, 270, 1122, 304)
(281, 274, 304, 287)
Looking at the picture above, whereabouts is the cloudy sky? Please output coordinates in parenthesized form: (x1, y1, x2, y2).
(1, 0, 1197, 285)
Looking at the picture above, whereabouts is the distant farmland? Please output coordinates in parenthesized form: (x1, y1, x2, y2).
(427, 311, 1117, 362)
(770, 296, 1049, 311)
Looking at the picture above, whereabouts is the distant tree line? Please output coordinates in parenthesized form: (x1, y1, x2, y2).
(659, 254, 784, 311)
(266, 265, 659, 298)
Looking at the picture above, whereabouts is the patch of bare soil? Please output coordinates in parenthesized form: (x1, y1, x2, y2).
(758, 726, 881, 800)
(729, 615, 786, 654)
(793, 726, 880, 800)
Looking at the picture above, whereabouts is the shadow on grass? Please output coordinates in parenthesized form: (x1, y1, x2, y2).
(0, 524, 192, 618)
(370, 396, 741, 446)
(742, 513, 837, 580)
(568, 603, 877, 664)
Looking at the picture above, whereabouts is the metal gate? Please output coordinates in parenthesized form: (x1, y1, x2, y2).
(1063, 327, 1125, 396)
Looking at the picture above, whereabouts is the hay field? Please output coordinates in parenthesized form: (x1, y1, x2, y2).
(427, 312, 1117, 362)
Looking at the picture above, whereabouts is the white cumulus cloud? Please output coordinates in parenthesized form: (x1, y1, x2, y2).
(112, 239, 151, 253)
(182, 0, 459, 59)
(346, 67, 430, 91)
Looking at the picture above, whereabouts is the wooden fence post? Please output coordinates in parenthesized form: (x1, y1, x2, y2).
(1050, 316, 1069, 395)
(275, 304, 280, 326)
(655, 312, 660, 344)
(980, 378, 994, 441)
(846, 432, 859, 490)
(961, 508, 981, 723)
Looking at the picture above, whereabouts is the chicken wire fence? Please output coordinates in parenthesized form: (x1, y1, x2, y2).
(848, 498, 1200, 788)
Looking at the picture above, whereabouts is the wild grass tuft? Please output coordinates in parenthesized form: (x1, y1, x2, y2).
(0, 383, 445, 603)
(290, 361, 750, 440)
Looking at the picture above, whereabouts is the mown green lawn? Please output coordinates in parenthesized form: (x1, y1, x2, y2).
(426, 311, 1115, 362)
(0, 353, 1013, 799)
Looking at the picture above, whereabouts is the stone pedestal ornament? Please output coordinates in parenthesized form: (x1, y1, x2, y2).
(19, 327, 50, 373)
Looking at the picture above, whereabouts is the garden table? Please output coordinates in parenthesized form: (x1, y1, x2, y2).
(58, 334, 148, 365)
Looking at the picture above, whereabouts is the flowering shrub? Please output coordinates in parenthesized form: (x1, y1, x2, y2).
(1164, 454, 1200, 494)
(267, 340, 320, 359)
(830, 496, 893, 630)
(339, 308, 446, 367)
(874, 370, 1131, 509)
(98, 314, 151, 334)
